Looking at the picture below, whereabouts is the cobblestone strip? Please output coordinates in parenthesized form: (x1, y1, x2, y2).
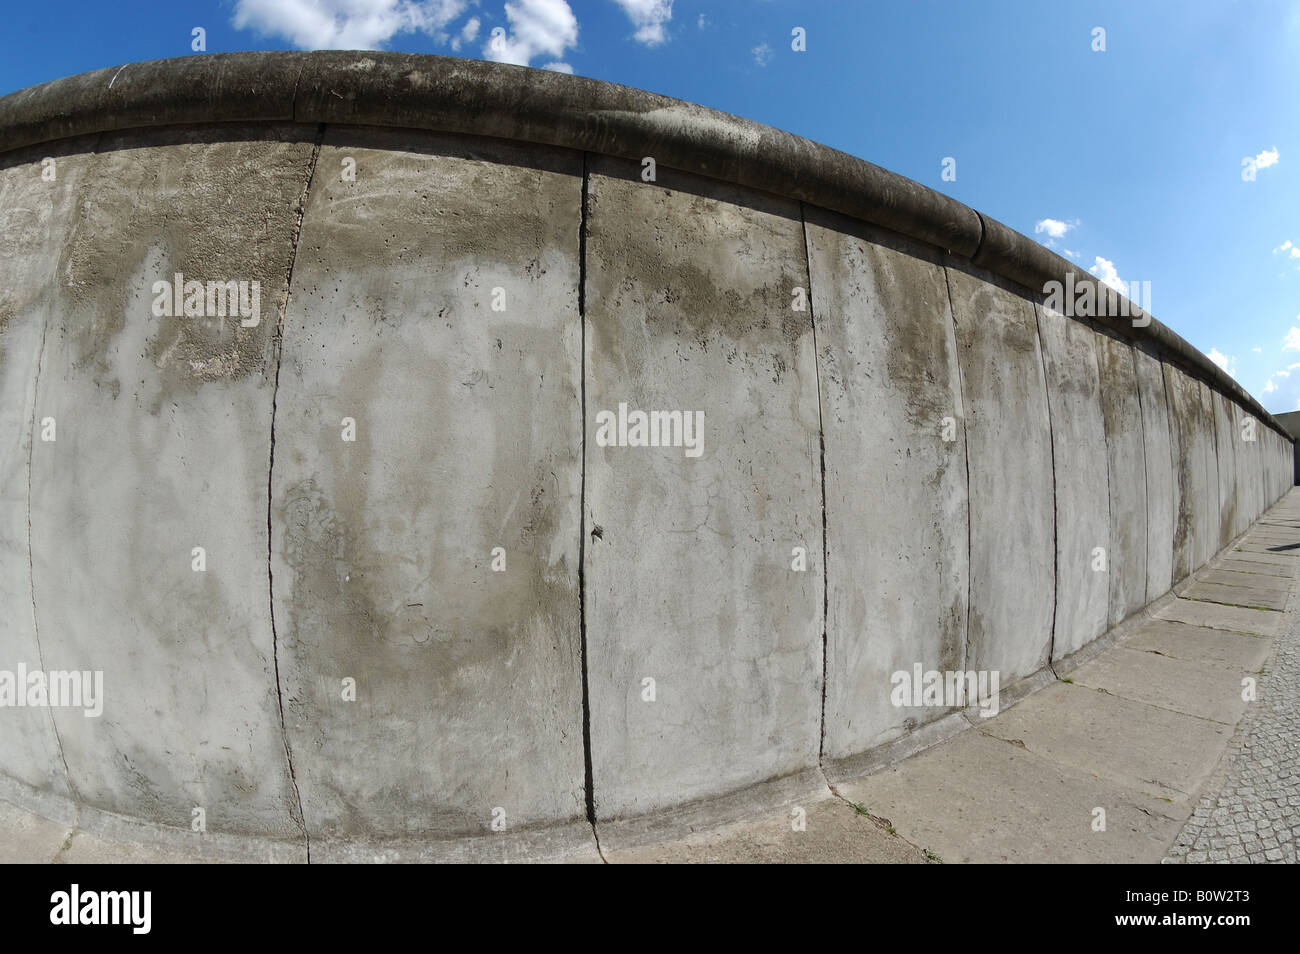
(1165, 570, 1300, 864)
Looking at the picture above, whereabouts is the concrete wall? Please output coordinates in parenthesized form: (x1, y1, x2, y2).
(0, 53, 1293, 854)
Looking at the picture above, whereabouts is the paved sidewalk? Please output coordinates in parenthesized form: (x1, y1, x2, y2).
(1164, 502, 1300, 864)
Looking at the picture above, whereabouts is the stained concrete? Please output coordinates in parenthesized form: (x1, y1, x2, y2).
(803, 209, 968, 761)
(582, 157, 823, 822)
(27, 127, 314, 838)
(0, 141, 95, 801)
(1134, 347, 1176, 601)
(946, 264, 1054, 683)
(1094, 333, 1147, 625)
(1198, 381, 1221, 568)
(1164, 364, 1212, 583)
(1036, 305, 1110, 659)
(270, 129, 589, 846)
(1213, 391, 1238, 547)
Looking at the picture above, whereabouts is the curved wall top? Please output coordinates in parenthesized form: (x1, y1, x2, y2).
(0, 50, 1288, 441)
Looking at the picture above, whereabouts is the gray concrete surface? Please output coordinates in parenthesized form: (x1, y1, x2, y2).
(1135, 346, 1176, 602)
(947, 264, 1055, 683)
(270, 130, 590, 851)
(582, 158, 823, 822)
(1036, 304, 1110, 658)
(27, 128, 313, 839)
(0, 53, 1294, 859)
(804, 209, 968, 761)
(1095, 332, 1148, 626)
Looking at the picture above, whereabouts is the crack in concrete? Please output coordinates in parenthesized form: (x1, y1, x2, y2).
(796, 202, 831, 765)
(266, 125, 324, 863)
(576, 153, 603, 863)
(940, 265, 972, 677)
(1032, 302, 1061, 669)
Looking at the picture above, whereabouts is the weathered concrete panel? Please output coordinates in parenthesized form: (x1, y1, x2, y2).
(271, 130, 588, 842)
(583, 159, 824, 820)
(804, 209, 968, 759)
(1237, 401, 1262, 525)
(1212, 391, 1238, 547)
(1094, 333, 1147, 625)
(947, 265, 1054, 681)
(1134, 348, 1175, 600)
(1197, 382, 1220, 567)
(28, 128, 313, 837)
(1036, 306, 1109, 659)
(1163, 364, 1210, 583)
(0, 142, 99, 799)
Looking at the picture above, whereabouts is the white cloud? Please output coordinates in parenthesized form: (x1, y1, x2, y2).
(752, 42, 773, 66)
(1062, 248, 1079, 259)
(1253, 346, 1263, 353)
(483, 0, 579, 67)
(1284, 326, 1300, 351)
(697, 13, 708, 29)
(451, 15, 480, 49)
(611, 0, 672, 46)
(1255, 146, 1280, 170)
(233, 0, 467, 50)
(1207, 348, 1237, 377)
(1273, 240, 1300, 266)
(1034, 218, 1071, 239)
(543, 60, 574, 73)
(1089, 256, 1127, 294)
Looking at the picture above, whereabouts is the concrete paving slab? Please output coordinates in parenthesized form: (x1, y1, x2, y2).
(56, 830, 215, 865)
(1123, 619, 1273, 672)
(981, 682, 1232, 800)
(1182, 580, 1287, 611)
(1155, 597, 1284, 636)
(1234, 542, 1300, 557)
(603, 794, 927, 864)
(0, 798, 69, 863)
(1214, 556, 1295, 578)
(1199, 568, 1291, 592)
(834, 730, 1186, 863)
(1069, 647, 1248, 725)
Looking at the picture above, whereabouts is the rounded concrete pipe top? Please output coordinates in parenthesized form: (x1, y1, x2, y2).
(0, 50, 1283, 439)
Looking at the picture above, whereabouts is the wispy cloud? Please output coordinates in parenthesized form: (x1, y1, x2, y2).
(611, 0, 673, 46)
(1089, 256, 1127, 294)
(232, 0, 467, 50)
(752, 42, 774, 66)
(1207, 348, 1237, 378)
(1034, 218, 1073, 240)
(483, 0, 579, 71)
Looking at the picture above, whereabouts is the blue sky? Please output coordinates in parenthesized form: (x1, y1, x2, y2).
(3, 0, 1299, 411)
